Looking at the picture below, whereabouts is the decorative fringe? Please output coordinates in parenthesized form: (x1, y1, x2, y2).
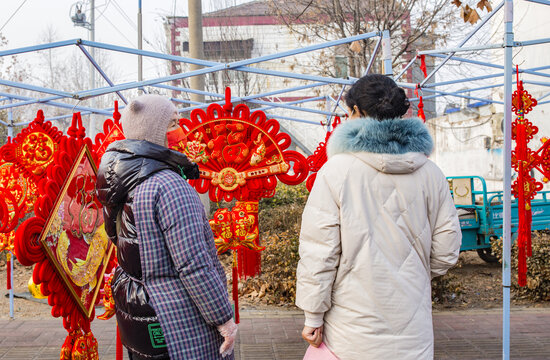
(419, 54, 427, 78)
(232, 255, 239, 324)
(59, 330, 98, 360)
(414, 85, 426, 122)
(6, 252, 11, 290)
(116, 326, 123, 360)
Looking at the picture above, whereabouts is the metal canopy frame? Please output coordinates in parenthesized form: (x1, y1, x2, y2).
(2, 1, 550, 357)
(0, 30, 391, 141)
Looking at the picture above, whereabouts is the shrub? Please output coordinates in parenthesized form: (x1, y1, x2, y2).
(235, 183, 306, 305)
(491, 231, 550, 301)
(432, 273, 463, 305)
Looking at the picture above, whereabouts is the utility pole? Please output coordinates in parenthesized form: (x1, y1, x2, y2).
(188, 0, 209, 213)
(188, 0, 205, 104)
(138, 0, 143, 84)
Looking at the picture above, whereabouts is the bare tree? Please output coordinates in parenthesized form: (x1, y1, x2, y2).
(268, 0, 461, 78)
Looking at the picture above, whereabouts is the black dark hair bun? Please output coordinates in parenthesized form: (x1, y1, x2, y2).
(345, 74, 410, 120)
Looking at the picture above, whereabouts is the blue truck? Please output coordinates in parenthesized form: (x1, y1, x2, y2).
(447, 176, 550, 262)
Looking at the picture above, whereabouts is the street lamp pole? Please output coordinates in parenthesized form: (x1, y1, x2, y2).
(88, 0, 97, 138)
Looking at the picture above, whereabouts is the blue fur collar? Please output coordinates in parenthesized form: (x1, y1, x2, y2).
(327, 117, 433, 158)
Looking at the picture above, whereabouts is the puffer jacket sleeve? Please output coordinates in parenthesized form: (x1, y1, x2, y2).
(429, 173, 462, 278)
(155, 178, 233, 326)
(295, 165, 342, 319)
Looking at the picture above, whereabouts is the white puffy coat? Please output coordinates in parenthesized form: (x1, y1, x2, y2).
(296, 117, 461, 360)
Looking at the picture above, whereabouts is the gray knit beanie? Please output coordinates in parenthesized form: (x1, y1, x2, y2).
(121, 94, 177, 146)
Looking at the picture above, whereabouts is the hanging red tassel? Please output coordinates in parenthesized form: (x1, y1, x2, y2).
(419, 54, 427, 78)
(232, 253, 239, 324)
(414, 85, 426, 122)
(116, 326, 123, 360)
(235, 201, 262, 278)
(526, 206, 532, 257)
(6, 252, 12, 290)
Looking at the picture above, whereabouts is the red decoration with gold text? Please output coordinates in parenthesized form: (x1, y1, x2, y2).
(10, 111, 117, 360)
(0, 110, 61, 253)
(209, 201, 264, 323)
(510, 66, 550, 286)
(179, 87, 309, 279)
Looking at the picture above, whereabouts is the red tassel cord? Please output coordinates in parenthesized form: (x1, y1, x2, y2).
(516, 120, 528, 287)
(419, 54, 427, 78)
(232, 252, 239, 324)
(414, 85, 426, 122)
(116, 325, 123, 360)
(6, 252, 11, 290)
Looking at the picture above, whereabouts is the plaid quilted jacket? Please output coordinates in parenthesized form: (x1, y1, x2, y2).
(134, 169, 234, 359)
(97, 140, 233, 359)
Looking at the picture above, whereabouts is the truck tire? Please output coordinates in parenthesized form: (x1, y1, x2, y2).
(476, 248, 499, 263)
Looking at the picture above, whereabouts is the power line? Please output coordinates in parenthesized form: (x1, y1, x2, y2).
(109, 0, 161, 52)
(0, 0, 29, 33)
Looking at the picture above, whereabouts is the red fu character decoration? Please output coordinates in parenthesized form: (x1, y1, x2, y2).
(178, 87, 309, 321)
(510, 66, 550, 286)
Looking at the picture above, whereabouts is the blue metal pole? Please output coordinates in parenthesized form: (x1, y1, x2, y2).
(395, 56, 417, 82)
(43, 106, 118, 122)
(77, 44, 128, 104)
(226, 31, 381, 70)
(502, 0, 513, 359)
(0, 39, 79, 57)
(382, 30, 393, 76)
(9, 251, 14, 319)
(514, 37, 550, 47)
(0, 92, 112, 115)
(0, 79, 73, 98)
(365, 37, 382, 76)
(253, 96, 330, 115)
(411, 87, 503, 104)
(0, 95, 67, 111)
(265, 114, 322, 126)
(408, 83, 505, 102)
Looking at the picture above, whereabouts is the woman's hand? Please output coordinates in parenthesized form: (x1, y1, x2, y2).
(217, 318, 238, 357)
(302, 325, 323, 347)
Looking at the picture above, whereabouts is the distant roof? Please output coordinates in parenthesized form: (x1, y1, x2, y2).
(204, 0, 272, 17)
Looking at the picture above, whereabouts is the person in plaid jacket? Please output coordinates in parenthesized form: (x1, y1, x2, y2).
(97, 94, 237, 359)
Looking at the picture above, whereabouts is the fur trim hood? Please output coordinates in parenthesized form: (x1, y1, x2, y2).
(326, 117, 433, 174)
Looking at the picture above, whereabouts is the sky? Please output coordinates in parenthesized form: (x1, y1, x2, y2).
(0, 0, 251, 82)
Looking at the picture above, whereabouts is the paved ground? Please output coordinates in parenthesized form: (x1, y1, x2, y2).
(1, 308, 550, 359)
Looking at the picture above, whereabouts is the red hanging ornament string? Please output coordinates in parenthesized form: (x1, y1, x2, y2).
(415, 85, 426, 122)
(511, 65, 540, 286)
(418, 54, 427, 78)
(232, 252, 239, 324)
(6, 252, 11, 290)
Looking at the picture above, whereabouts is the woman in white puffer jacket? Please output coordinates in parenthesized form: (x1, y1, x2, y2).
(296, 74, 461, 360)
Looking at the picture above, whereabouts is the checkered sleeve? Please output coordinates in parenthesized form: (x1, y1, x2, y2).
(155, 173, 233, 326)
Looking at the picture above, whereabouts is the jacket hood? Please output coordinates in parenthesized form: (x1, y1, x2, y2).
(326, 117, 433, 174)
(96, 139, 199, 207)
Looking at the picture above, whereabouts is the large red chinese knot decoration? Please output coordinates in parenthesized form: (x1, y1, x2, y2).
(510, 67, 550, 286)
(0, 110, 61, 253)
(179, 87, 309, 322)
(3, 110, 119, 360)
(179, 87, 308, 275)
(305, 116, 341, 191)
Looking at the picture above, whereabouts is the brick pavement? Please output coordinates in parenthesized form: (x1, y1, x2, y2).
(1, 308, 550, 359)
